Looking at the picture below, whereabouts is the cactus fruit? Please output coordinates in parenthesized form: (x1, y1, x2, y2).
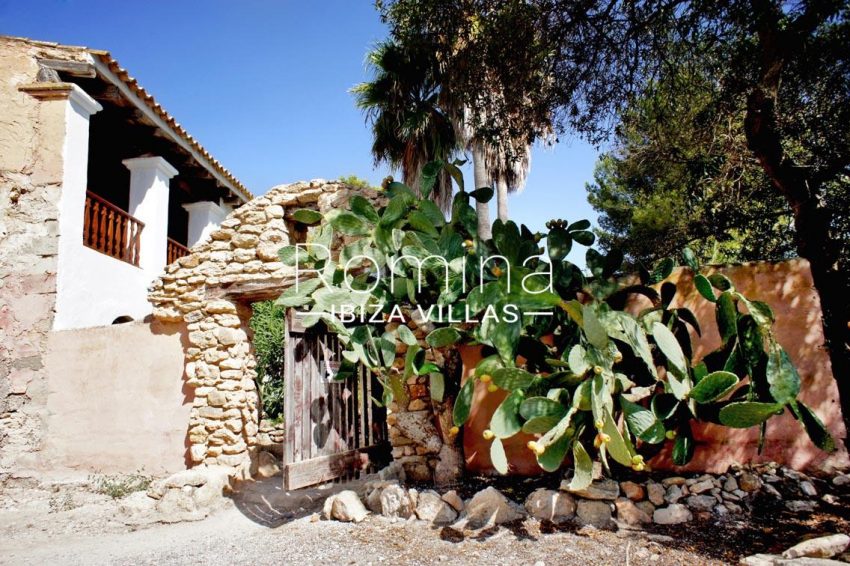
(527, 440, 545, 456)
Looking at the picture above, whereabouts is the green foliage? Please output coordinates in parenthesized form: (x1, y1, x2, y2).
(274, 165, 832, 477)
(250, 301, 286, 422)
(89, 472, 152, 499)
(350, 39, 459, 211)
(338, 175, 378, 191)
(585, 75, 797, 267)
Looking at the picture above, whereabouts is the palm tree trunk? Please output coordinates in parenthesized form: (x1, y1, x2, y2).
(496, 178, 509, 222)
(472, 142, 492, 240)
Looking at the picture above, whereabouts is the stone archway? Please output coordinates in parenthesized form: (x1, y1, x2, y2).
(148, 180, 380, 478)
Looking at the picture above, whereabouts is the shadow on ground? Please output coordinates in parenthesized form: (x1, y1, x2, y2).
(228, 473, 372, 528)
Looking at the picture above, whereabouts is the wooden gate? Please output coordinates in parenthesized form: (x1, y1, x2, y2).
(282, 311, 389, 490)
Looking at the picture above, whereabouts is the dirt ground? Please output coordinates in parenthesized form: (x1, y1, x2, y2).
(0, 474, 846, 566)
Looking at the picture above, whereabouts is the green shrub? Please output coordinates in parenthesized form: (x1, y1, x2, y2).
(250, 300, 286, 422)
(274, 161, 833, 485)
(89, 472, 152, 499)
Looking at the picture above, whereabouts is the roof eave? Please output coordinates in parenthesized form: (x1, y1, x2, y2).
(90, 52, 252, 202)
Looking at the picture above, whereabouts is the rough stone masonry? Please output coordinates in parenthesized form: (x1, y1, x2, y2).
(149, 181, 450, 484)
(148, 180, 456, 482)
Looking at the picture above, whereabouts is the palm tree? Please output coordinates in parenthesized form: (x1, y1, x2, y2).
(352, 40, 459, 211)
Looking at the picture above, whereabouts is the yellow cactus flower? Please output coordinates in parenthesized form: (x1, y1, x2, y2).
(479, 374, 492, 383)
(449, 426, 459, 436)
(593, 365, 604, 375)
(594, 419, 605, 430)
(527, 441, 545, 456)
(613, 351, 623, 363)
(632, 462, 646, 472)
(482, 429, 495, 440)
(487, 383, 499, 393)
(631, 454, 644, 465)
(491, 266, 503, 277)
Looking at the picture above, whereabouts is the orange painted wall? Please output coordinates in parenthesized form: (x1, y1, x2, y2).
(462, 258, 848, 475)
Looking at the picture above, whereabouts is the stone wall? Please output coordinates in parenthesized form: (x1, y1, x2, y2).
(148, 180, 386, 478)
(385, 319, 463, 485)
(0, 38, 91, 481)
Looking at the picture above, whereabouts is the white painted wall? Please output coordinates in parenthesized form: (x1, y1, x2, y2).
(125, 157, 177, 274)
(53, 90, 179, 330)
(183, 200, 228, 247)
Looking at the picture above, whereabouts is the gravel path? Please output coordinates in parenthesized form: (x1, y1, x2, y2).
(1, 506, 724, 566)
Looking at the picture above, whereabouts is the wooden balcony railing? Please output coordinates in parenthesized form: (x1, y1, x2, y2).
(167, 238, 190, 265)
(83, 191, 144, 267)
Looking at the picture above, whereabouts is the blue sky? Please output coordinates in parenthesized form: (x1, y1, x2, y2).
(2, 0, 601, 259)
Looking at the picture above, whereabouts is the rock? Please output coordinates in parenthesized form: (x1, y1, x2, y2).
(433, 444, 463, 486)
(157, 489, 206, 523)
(685, 495, 717, 512)
(665, 485, 685, 504)
(647, 482, 666, 506)
(740, 553, 782, 566)
(415, 490, 458, 524)
(256, 451, 280, 479)
(653, 504, 692, 525)
(763, 484, 782, 499)
(783, 534, 850, 559)
(620, 481, 645, 501)
(724, 477, 740, 492)
(465, 487, 526, 528)
(635, 500, 656, 517)
(576, 500, 614, 529)
(118, 491, 157, 524)
(799, 481, 818, 498)
(191, 467, 232, 509)
(784, 468, 810, 481)
(380, 484, 416, 518)
(822, 494, 839, 505)
(742, 555, 848, 565)
(615, 497, 651, 527)
(378, 462, 406, 483)
(785, 500, 816, 512)
(146, 480, 167, 500)
(163, 469, 209, 489)
(832, 473, 850, 487)
(322, 491, 369, 523)
(690, 479, 714, 494)
(662, 476, 687, 487)
(393, 411, 442, 453)
(739, 472, 762, 492)
(363, 480, 395, 514)
(525, 488, 576, 523)
(441, 490, 464, 512)
(565, 478, 619, 500)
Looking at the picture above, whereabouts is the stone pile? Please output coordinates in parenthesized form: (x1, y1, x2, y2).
(120, 466, 232, 524)
(321, 462, 844, 532)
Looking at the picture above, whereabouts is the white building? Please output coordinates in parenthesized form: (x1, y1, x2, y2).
(2, 36, 252, 329)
